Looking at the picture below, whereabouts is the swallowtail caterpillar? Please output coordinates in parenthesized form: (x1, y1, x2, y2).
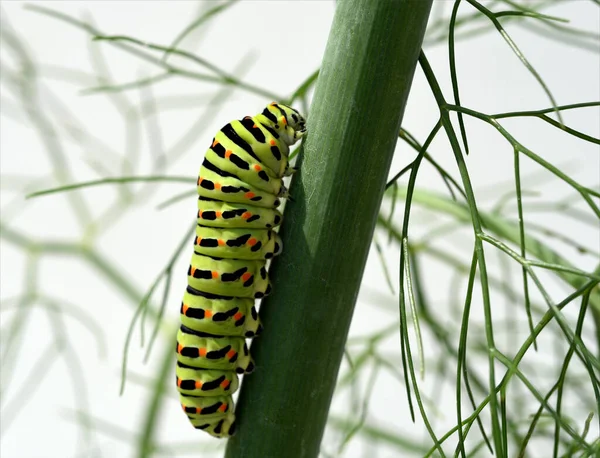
(175, 102, 306, 438)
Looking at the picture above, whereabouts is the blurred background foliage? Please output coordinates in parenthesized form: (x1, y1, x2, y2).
(1, 1, 599, 457)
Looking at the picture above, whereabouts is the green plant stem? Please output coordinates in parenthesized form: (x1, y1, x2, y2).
(225, 0, 433, 456)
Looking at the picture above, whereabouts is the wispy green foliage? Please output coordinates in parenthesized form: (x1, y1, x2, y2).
(1, 1, 598, 457)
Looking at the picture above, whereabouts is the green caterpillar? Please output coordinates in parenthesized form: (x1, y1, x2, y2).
(176, 103, 306, 438)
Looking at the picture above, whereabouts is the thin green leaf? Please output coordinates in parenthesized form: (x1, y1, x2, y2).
(396, 120, 444, 454)
(455, 251, 479, 458)
(373, 235, 396, 295)
(27, 175, 194, 199)
(287, 68, 319, 104)
(80, 72, 172, 95)
(142, 220, 195, 362)
(514, 147, 536, 350)
(445, 104, 600, 217)
(92, 35, 282, 101)
(420, 51, 504, 455)
(156, 189, 197, 210)
(163, 0, 239, 63)
(449, 0, 470, 155)
(402, 239, 425, 380)
(465, 0, 564, 124)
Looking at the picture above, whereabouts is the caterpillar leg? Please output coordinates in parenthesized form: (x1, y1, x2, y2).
(277, 186, 294, 202)
(290, 125, 306, 142)
(283, 166, 298, 177)
(273, 234, 283, 256)
(277, 184, 290, 198)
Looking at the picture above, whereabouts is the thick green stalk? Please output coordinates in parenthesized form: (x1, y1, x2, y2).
(225, 1, 433, 457)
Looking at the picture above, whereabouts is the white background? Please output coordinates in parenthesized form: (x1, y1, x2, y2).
(1, 1, 599, 457)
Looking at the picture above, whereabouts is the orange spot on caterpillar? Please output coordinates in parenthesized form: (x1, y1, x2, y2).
(241, 272, 252, 282)
(196, 407, 202, 414)
(215, 183, 222, 190)
(177, 344, 183, 354)
(244, 192, 255, 199)
(241, 212, 252, 219)
(195, 381, 203, 389)
(233, 312, 243, 321)
(218, 403, 227, 413)
(211, 271, 219, 279)
(181, 404, 186, 411)
(212, 139, 219, 148)
(227, 350, 236, 359)
(281, 116, 287, 125)
(190, 266, 196, 277)
(205, 310, 213, 318)
(247, 238, 257, 246)
(177, 378, 182, 387)
(218, 239, 225, 246)
(225, 150, 232, 158)
(182, 304, 189, 315)
(216, 211, 222, 218)
(198, 210, 202, 218)
(253, 124, 257, 128)
(195, 237, 202, 245)
(197, 177, 202, 185)
(220, 379, 230, 389)
(269, 139, 276, 146)
(253, 164, 261, 171)
(199, 348, 207, 357)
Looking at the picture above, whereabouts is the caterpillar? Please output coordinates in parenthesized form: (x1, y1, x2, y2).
(175, 103, 306, 438)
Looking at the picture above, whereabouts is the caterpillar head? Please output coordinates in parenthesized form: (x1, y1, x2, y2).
(258, 102, 306, 145)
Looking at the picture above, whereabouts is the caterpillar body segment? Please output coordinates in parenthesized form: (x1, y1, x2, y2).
(230, 119, 288, 176)
(196, 199, 283, 229)
(204, 140, 282, 194)
(197, 166, 280, 208)
(187, 253, 271, 299)
(180, 287, 262, 338)
(176, 103, 306, 438)
(194, 225, 282, 261)
(176, 365, 240, 396)
(176, 326, 254, 373)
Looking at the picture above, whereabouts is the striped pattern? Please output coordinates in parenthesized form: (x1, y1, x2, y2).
(176, 103, 306, 438)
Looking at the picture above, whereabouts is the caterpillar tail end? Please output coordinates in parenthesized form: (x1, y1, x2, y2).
(190, 413, 237, 438)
